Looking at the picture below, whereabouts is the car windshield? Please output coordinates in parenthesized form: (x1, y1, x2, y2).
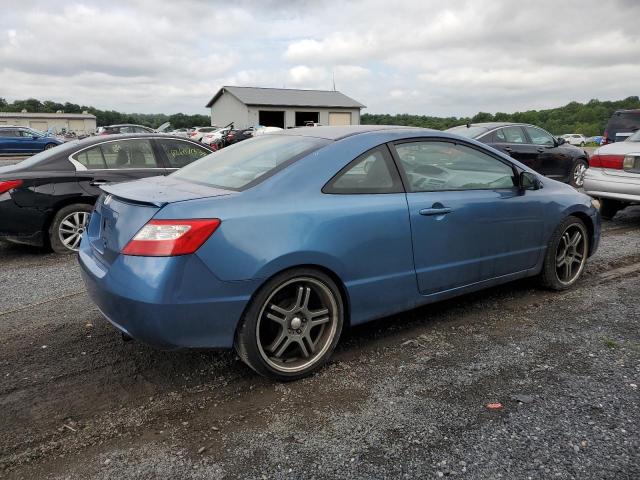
(625, 130, 640, 142)
(446, 125, 490, 138)
(171, 134, 329, 190)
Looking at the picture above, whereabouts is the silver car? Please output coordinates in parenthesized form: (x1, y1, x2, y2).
(584, 130, 640, 219)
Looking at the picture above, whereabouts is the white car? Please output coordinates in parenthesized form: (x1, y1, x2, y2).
(201, 127, 231, 146)
(561, 134, 587, 146)
(189, 126, 219, 142)
(253, 126, 283, 136)
(584, 130, 640, 219)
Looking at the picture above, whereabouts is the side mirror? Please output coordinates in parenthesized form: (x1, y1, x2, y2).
(32, 135, 38, 140)
(520, 171, 542, 191)
(556, 137, 566, 146)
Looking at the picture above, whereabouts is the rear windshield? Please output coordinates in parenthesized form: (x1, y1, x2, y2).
(446, 125, 490, 139)
(171, 134, 329, 190)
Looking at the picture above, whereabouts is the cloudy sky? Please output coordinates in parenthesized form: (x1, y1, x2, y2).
(1, 0, 639, 116)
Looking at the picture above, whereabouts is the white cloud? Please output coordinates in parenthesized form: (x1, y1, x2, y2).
(0, 0, 639, 116)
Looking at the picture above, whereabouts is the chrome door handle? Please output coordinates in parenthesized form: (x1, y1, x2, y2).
(420, 207, 452, 216)
(504, 147, 513, 152)
(90, 180, 108, 186)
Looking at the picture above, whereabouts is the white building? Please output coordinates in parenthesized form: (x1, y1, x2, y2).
(205, 86, 365, 129)
(0, 111, 97, 135)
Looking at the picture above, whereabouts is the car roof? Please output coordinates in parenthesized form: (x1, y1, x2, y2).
(451, 122, 534, 129)
(272, 125, 426, 140)
(104, 124, 151, 128)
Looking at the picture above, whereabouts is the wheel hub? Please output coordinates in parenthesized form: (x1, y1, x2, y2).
(290, 316, 302, 330)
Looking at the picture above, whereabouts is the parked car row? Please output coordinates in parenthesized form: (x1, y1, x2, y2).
(0, 134, 211, 252)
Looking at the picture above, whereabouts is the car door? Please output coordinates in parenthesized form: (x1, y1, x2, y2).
(391, 139, 545, 295)
(154, 138, 211, 171)
(0, 129, 20, 153)
(72, 138, 168, 196)
(487, 126, 541, 170)
(523, 125, 569, 180)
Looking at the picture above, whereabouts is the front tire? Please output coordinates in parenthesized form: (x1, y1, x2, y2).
(539, 217, 589, 290)
(49, 204, 92, 254)
(569, 159, 588, 188)
(235, 268, 344, 381)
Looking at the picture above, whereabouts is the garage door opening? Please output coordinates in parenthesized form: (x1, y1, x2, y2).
(295, 111, 319, 127)
(259, 111, 285, 129)
(328, 112, 352, 126)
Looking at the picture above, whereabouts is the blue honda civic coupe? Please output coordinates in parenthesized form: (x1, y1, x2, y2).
(79, 126, 601, 380)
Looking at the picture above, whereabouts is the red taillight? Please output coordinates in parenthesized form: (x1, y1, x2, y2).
(589, 154, 624, 169)
(0, 179, 23, 194)
(122, 219, 221, 256)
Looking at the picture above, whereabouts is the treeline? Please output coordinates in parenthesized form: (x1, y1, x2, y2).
(362, 96, 640, 136)
(0, 98, 210, 129)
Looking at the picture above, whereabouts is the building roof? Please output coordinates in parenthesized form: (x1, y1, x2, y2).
(0, 112, 96, 119)
(205, 86, 366, 109)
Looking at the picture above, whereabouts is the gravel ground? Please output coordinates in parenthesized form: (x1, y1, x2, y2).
(0, 207, 638, 479)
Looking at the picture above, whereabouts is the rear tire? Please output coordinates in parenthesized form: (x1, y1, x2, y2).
(539, 217, 589, 290)
(49, 203, 92, 254)
(235, 268, 344, 381)
(599, 198, 625, 220)
(44, 143, 56, 150)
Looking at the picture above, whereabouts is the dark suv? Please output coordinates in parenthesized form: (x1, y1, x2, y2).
(602, 110, 640, 144)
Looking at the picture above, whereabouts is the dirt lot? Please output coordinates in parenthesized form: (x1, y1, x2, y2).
(1, 208, 639, 479)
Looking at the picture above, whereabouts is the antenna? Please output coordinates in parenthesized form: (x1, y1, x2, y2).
(332, 71, 336, 91)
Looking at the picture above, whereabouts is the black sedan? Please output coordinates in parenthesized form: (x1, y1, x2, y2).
(447, 123, 589, 187)
(0, 134, 212, 253)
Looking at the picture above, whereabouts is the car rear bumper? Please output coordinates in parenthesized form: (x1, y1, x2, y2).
(0, 195, 47, 246)
(78, 244, 259, 349)
(583, 169, 640, 203)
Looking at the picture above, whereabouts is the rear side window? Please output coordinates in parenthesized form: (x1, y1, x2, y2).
(158, 139, 210, 168)
(323, 146, 403, 194)
(74, 146, 107, 169)
(495, 126, 526, 143)
(172, 135, 328, 190)
(0, 129, 18, 137)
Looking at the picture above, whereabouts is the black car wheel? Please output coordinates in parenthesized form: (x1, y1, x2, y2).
(569, 159, 588, 188)
(44, 143, 56, 150)
(49, 203, 92, 254)
(539, 217, 589, 290)
(235, 268, 344, 381)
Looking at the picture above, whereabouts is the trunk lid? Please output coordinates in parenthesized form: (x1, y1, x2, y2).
(101, 176, 234, 207)
(86, 177, 234, 263)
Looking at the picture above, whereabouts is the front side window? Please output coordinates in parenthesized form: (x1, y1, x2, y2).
(524, 126, 555, 146)
(172, 135, 328, 190)
(495, 126, 526, 144)
(158, 139, 210, 168)
(323, 146, 402, 194)
(394, 141, 516, 192)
